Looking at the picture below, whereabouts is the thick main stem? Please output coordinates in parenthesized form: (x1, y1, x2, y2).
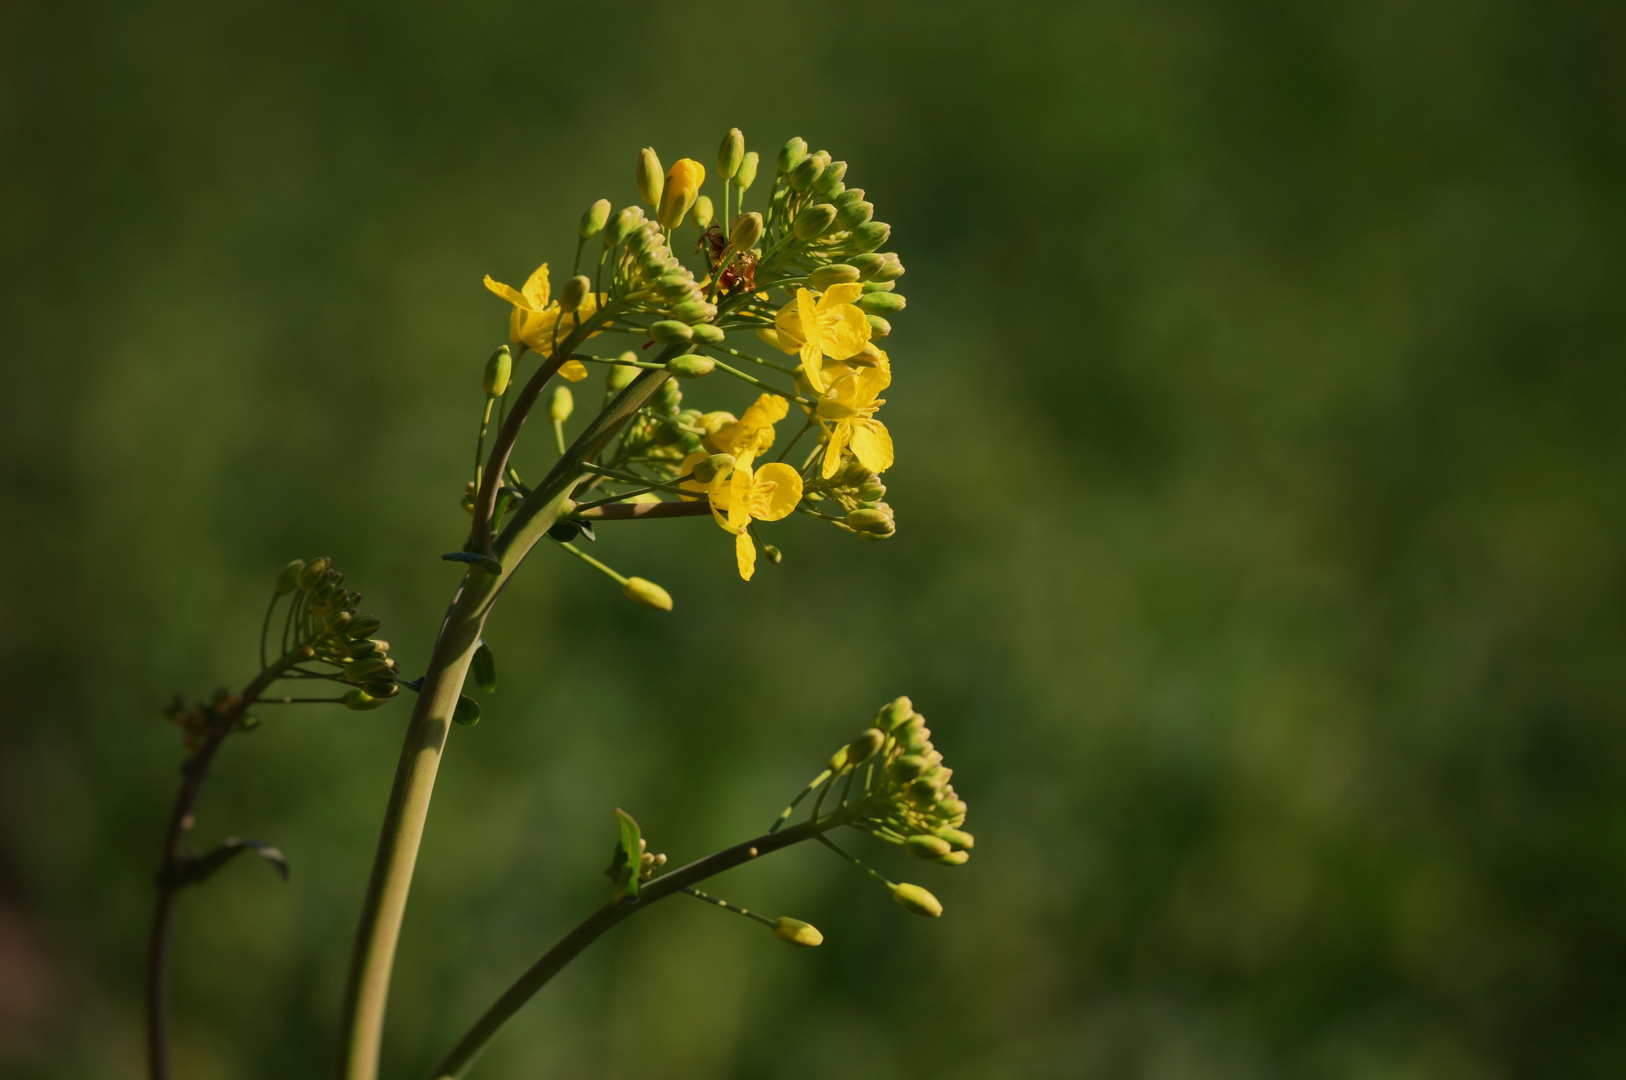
(336, 362, 676, 1080)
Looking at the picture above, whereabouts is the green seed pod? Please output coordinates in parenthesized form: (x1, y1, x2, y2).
(866, 314, 892, 339)
(579, 198, 611, 239)
(788, 154, 825, 192)
(763, 544, 783, 564)
(892, 883, 943, 918)
(549, 386, 574, 422)
(690, 323, 725, 345)
(846, 508, 894, 534)
(809, 264, 860, 289)
(848, 221, 890, 253)
(607, 359, 639, 392)
(717, 128, 744, 179)
(453, 694, 481, 727)
(274, 559, 305, 595)
(845, 727, 886, 764)
(776, 137, 808, 174)
(729, 212, 763, 251)
(850, 252, 886, 279)
(858, 292, 905, 315)
(793, 203, 838, 240)
(623, 577, 673, 611)
(890, 754, 928, 782)
(836, 199, 874, 230)
(472, 642, 497, 693)
(933, 850, 970, 867)
(667, 355, 715, 378)
(483, 345, 512, 397)
(297, 557, 332, 591)
(812, 159, 847, 196)
(650, 320, 694, 344)
(773, 917, 824, 947)
(874, 253, 906, 281)
(343, 688, 386, 711)
(734, 151, 760, 191)
(691, 453, 734, 484)
(346, 616, 383, 639)
(906, 834, 953, 860)
(689, 195, 714, 230)
(636, 147, 663, 208)
(558, 274, 590, 313)
(605, 205, 645, 246)
(875, 696, 913, 731)
(934, 827, 975, 851)
(670, 299, 717, 325)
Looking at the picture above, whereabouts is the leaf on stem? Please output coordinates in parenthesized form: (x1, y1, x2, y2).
(472, 643, 498, 694)
(181, 837, 289, 886)
(605, 808, 643, 902)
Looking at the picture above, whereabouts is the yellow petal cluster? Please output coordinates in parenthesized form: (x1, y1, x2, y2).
(817, 363, 894, 478)
(482, 263, 598, 379)
(657, 158, 706, 229)
(771, 286, 872, 393)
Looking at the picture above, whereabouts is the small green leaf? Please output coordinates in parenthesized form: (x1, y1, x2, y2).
(181, 837, 289, 886)
(453, 695, 481, 726)
(608, 808, 642, 902)
(472, 642, 497, 694)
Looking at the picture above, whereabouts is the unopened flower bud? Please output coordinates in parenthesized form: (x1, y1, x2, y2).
(650, 320, 694, 344)
(833, 187, 866, 208)
(656, 271, 694, 298)
(549, 386, 573, 422)
(858, 291, 905, 315)
(845, 727, 885, 764)
(906, 834, 953, 860)
(558, 274, 590, 313)
(836, 199, 874, 230)
(850, 252, 886, 279)
(848, 221, 890, 252)
(762, 543, 783, 564)
(862, 279, 895, 293)
(483, 345, 512, 397)
(876, 696, 913, 731)
(691, 453, 734, 484)
(657, 158, 705, 229)
(812, 160, 847, 196)
(773, 917, 823, 947)
(933, 850, 970, 867)
(344, 688, 386, 711)
(345, 657, 392, 684)
(579, 198, 611, 239)
(892, 883, 943, 918)
(297, 557, 332, 590)
(828, 745, 850, 772)
(274, 559, 305, 595)
(809, 264, 860, 289)
(636, 147, 663, 208)
(876, 252, 906, 281)
(365, 680, 401, 700)
(717, 128, 744, 179)
(934, 828, 975, 851)
(670, 298, 717, 324)
(606, 206, 646, 246)
(889, 755, 928, 782)
(866, 314, 892, 339)
(691, 323, 725, 345)
(789, 153, 825, 192)
(734, 151, 760, 190)
(777, 137, 808, 174)
(346, 616, 382, 639)
(729, 212, 763, 251)
(689, 195, 714, 230)
(607, 357, 639, 391)
(666, 355, 715, 378)
(453, 694, 481, 727)
(622, 577, 673, 611)
(846, 508, 895, 535)
(793, 203, 838, 240)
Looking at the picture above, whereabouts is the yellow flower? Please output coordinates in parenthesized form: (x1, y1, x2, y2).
(701, 393, 789, 459)
(771, 286, 872, 393)
(707, 456, 803, 580)
(482, 263, 598, 378)
(657, 158, 706, 229)
(818, 363, 894, 478)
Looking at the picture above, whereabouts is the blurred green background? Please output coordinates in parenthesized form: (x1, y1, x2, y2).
(4, 1, 1625, 1077)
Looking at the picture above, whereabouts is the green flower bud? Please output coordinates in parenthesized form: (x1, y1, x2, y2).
(297, 557, 332, 590)
(717, 128, 744, 179)
(875, 696, 913, 731)
(846, 508, 895, 535)
(274, 559, 305, 595)
(789, 154, 824, 192)
(345, 657, 392, 684)
(549, 386, 573, 422)
(848, 221, 890, 253)
(937, 798, 968, 822)
(845, 727, 885, 764)
(809, 264, 859, 289)
(833, 187, 866, 207)
(579, 198, 611, 239)
(763, 544, 783, 564)
(874, 253, 906, 281)
(776, 137, 808, 174)
(850, 252, 886, 279)
(691, 453, 734, 484)
(934, 828, 975, 851)
(933, 850, 970, 867)
(858, 479, 887, 502)
(889, 754, 928, 782)
(453, 694, 481, 727)
(729, 212, 763, 251)
(862, 279, 895, 293)
(605, 205, 645, 246)
(623, 577, 673, 611)
(794, 203, 838, 240)
(734, 151, 760, 190)
(892, 883, 943, 918)
(483, 345, 512, 397)
(656, 271, 695, 298)
(346, 616, 382, 639)
(773, 917, 823, 947)
(650, 320, 694, 344)
(866, 314, 892, 339)
(364, 680, 401, 700)
(858, 292, 905, 315)
(607, 358, 639, 391)
(690, 323, 725, 345)
(343, 688, 387, 711)
(667, 355, 715, 378)
(689, 195, 714, 230)
(670, 299, 717, 325)
(836, 199, 874, 230)
(558, 274, 590, 313)
(636, 147, 663, 208)
(812, 160, 847, 196)
(655, 378, 682, 413)
(906, 834, 953, 859)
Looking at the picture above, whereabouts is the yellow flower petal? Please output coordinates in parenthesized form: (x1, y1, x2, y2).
(855, 364, 891, 402)
(757, 327, 795, 354)
(818, 282, 866, 309)
(800, 340, 826, 392)
(727, 464, 754, 531)
(678, 450, 708, 500)
(520, 264, 550, 310)
(735, 531, 756, 581)
(849, 420, 894, 474)
(822, 423, 853, 478)
(752, 462, 803, 521)
(484, 275, 528, 308)
(824, 303, 873, 361)
(558, 360, 588, 382)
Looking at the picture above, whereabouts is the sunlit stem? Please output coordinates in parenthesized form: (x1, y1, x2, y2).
(697, 342, 800, 377)
(553, 539, 628, 586)
(768, 768, 833, 833)
(816, 834, 897, 890)
(682, 886, 777, 929)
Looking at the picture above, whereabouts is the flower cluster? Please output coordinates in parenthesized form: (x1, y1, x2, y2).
(470, 128, 910, 587)
(279, 557, 401, 710)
